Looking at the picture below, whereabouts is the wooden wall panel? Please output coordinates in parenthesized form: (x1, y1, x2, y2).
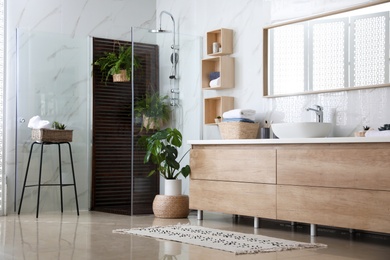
(92, 37, 159, 215)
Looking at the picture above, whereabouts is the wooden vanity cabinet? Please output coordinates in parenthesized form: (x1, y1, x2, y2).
(189, 142, 390, 234)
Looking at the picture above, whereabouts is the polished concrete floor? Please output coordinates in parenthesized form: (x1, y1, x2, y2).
(0, 210, 389, 259)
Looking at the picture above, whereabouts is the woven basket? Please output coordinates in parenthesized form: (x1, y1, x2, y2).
(218, 122, 260, 139)
(31, 129, 73, 142)
(112, 70, 130, 82)
(152, 195, 189, 219)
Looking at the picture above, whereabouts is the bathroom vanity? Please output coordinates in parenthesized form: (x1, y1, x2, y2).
(188, 137, 390, 235)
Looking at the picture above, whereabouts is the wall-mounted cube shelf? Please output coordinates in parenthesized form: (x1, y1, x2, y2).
(207, 28, 233, 56)
(202, 56, 234, 90)
(204, 96, 234, 125)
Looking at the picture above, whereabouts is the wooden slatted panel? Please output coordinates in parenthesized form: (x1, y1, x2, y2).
(92, 37, 159, 215)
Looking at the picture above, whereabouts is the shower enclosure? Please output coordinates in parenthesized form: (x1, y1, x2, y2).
(14, 26, 201, 215)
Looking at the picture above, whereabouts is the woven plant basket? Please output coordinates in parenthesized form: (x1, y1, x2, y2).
(152, 195, 189, 219)
(218, 122, 260, 139)
(112, 69, 130, 82)
(31, 129, 73, 142)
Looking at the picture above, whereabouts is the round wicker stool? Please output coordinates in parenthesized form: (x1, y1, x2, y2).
(152, 195, 189, 219)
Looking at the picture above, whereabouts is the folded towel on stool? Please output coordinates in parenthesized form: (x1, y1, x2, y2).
(28, 115, 51, 129)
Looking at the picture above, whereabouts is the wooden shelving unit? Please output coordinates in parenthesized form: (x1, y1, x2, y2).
(202, 28, 234, 125)
(202, 56, 234, 90)
(204, 96, 234, 125)
(206, 28, 233, 56)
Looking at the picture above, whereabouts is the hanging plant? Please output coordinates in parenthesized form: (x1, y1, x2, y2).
(93, 43, 141, 83)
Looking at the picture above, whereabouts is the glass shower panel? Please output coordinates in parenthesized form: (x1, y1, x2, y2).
(131, 27, 202, 195)
(16, 29, 89, 213)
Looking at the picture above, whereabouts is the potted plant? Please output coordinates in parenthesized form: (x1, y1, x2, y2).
(134, 91, 171, 131)
(214, 116, 222, 123)
(140, 128, 190, 195)
(93, 44, 141, 83)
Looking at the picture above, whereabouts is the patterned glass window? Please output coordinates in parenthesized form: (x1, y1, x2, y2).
(269, 23, 307, 95)
(310, 18, 348, 91)
(269, 10, 389, 95)
(351, 12, 389, 87)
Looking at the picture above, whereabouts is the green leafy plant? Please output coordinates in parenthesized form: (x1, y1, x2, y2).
(93, 44, 141, 83)
(134, 91, 171, 131)
(52, 121, 66, 130)
(139, 128, 191, 179)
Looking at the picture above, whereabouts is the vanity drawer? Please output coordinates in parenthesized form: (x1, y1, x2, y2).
(277, 144, 390, 191)
(190, 146, 276, 184)
(277, 185, 390, 234)
(190, 179, 276, 219)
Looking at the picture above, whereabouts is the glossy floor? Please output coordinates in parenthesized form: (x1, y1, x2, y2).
(0, 211, 389, 259)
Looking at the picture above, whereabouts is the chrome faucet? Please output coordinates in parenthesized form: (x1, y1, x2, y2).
(306, 105, 323, 123)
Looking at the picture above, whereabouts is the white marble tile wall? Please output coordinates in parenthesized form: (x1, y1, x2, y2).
(6, 0, 156, 213)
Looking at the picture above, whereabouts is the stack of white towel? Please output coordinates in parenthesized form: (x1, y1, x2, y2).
(28, 115, 51, 129)
(222, 109, 256, 123)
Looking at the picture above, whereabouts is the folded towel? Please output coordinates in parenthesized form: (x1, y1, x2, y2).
(28, 115, 51, 129)
(223, 109, 256, 121)
(209, 77, 221, 88)
(209, 71, 220, 81)
(364, 130, 390, 137)
(222, 118, 255, 123)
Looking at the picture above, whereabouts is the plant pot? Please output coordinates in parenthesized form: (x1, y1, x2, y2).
(164, 179, 182, 196)
(143, 115, 163, 130)
(112, 69, 129, 82)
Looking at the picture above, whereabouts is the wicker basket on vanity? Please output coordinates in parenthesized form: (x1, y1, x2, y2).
(218, 122, 260, 139)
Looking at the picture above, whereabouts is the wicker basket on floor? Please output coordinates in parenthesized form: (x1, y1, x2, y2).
(218, 122, 260, 139)
(31, 129, 73, 142)
(153, 195, 189, 219)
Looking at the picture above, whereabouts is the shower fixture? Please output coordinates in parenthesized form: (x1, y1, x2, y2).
(149, 11, 179, 80)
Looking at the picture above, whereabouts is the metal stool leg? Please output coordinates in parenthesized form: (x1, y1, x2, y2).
(58, 144, 64, 213)
(67, 142, 79, 215)
(18, 142, 38, 214)
(36, 142, 45, 218)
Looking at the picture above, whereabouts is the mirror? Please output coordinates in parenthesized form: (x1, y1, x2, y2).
(263, 2, 390, 97)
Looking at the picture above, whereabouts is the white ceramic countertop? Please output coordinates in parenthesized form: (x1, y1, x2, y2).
(188, 137, 390, 145)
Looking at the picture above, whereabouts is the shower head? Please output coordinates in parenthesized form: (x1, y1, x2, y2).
(150, 11, 176, 45)
(150, 10, 179, 79)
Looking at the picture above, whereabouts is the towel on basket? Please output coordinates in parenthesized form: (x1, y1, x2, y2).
(223, 109, 256, 121)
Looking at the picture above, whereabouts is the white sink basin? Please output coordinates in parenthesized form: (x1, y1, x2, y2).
(271, 122, 332, 138)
